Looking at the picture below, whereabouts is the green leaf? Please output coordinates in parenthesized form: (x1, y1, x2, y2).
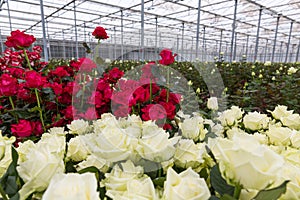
(253, 181, 289, 200)
(210, 165, 234, 196)
(220, 194, 236, 200)
(209, 196, 220, 200)
(96, 57, 105, 65)
(0, 147, 20, 199)
(152, 177, 166, 187)
(28, 106, 42, 113)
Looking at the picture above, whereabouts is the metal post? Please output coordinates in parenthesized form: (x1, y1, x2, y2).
(62, 31, 66, 59)
(279, 41, 283, 62)
(285, 21, 293, 63)
(181, 22, 184, 61)
(176, 35, 179, 61)
(73, 1, 79, 59)
(40, 0, 48, 61)
(83, 22, 86, 42)
(202, 26, 206, 61)
(271, 15, 280, 62)
(114, 27, 116, 59)
(230, 0, 238, 62)
(155, 17, 158, 59)
(290, 44, 295, 62)
(233, 32, 237, 61)
(121, 10, 124, 60)
(46, 20, 51, 59)
(0, 28, 4, 52)
(190, 36, 193, 61)
(141, 0, 145, 61)
(219, 29, 223, 56)
(296, 40, 300, 62)
(245, 35, 249, 59)
(6, 0, 12, 32)
(254, 7, 263, 61)
(264, 39, 268, 62)
(195, 0, 202, 58)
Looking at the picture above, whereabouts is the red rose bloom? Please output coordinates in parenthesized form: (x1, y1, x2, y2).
(141, 104, 167, 121)
(77, 58, 97, 73)
(5, 30, 36, 50)
(25, 70, 47, 88)
(159, 49, 177, 65)
(92, 26, 109, 40)
(11, 119, 33, 137)
(31, 121, 43, 136)
(0, 74, 18, 96)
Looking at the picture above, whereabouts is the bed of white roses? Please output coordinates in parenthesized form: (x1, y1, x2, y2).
(0, 104, 299, 199)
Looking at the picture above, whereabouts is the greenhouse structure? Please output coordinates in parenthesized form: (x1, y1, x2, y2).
(0, 0, 300, 62)
(0, 1, 300, 200)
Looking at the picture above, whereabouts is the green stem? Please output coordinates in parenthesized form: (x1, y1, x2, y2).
(9, 96, 15, 110)
(23, 49, 33, 70)
(0, 184, 8, 200)
(35, 88, 46, 131)
(233, 184, 242, 199)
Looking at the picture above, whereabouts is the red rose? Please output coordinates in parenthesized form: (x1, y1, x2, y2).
(0, 74, 18, 96)
(61, 105, 75, 120)
(7, 67, 24, 78)
(11, 119, 33, 137)
(159, 49, 177, 65)
(50, 82, 63, 95)
(160, 101, 176, 119)
(25, 71, 47, 88)
(77, 58, 97, 73)
(132, 86, 150, 105)
(113, 105, 130, 118)
(78, 107, 97, 120)
(33, 46, 42, 53)
(141, 104, 167, 121)
(105, 67, 124, 83)
(5, 30, 36, 50)
(31, 121, 43, 136)
(92, 26, 109, 40)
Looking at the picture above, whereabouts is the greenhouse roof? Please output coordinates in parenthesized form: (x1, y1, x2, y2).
(0, 0, 300, 60)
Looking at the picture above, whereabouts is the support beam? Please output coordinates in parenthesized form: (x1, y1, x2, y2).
(121, 9, 124, 60)
(296, 40, 300, 62)
(155, 17, 158, 59)
(195, 0, 201, 58)
(219, 29, 223, 56)
(62, 30, 66, 59)
(233, 32, 237, 61)
(245, 35, 249, 59)
(114, 26, 116, 59)
(230, 0, 238, 62)
(141, 0, 145, 61)
(279, 41, 283, 62)
(181, 22, 184, 61)
(202, 26, 206, 61)
(0, 28, 4, 52)
(40, 0, 48, 62)
(285, 21, 293, 63)
(264, 39, 268, 62)
(254, 7, 263, 61)
(73, 1, 79, 59)
(6, 0, 12, 32)
(271, 15, 280, 62)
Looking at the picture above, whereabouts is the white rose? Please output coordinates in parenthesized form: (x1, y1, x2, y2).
(67, 119, 90, 135)
(209, 133, 284, 190)
(137, 127, 180, 162)
(163, 167, 210, 200)
(278, 163, 300, 200)
(217, 106, 244, 127)
(36, 133, 66, 159)
(82, 127, 135, 163)
(270, 105, 294, 120)
(101, 160, 146, 199)
(93, 113, 119, 133)
(290, 130, 300, 148)
(0, 135, 15, 177)
(17, 148, 65, 200)
(114, 177, 157, 200)
(179, 116, 207, 141)
(287, 67, 298, 75)
(280, 114, 300, 130)
(47, 127, 67, 135)
(76, 154, 110, 173)
(174, 139, 205, 171)
(42, 173, 100, 200)
(207, 97, 218, 110)
(266, 125, 293, 146)
(243, 111, 270, 131)
(280, 147, 300, 168)
(17, 140, 35, 163)
(66, 136, 90, 162)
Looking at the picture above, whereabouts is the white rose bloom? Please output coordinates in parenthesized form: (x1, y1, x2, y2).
(280, 114, 300, 130)
(211, 123, 224, 137)
(163, 167, 210, 200)
(36, 133, 66, 159)
(179, 115, 207, 141)
(266, 125, 293, 146)
(209, 133, 284, 190)
(278, 163, 300, 200)
(243, 111, 270, 131)
(217, 106, 244, 127)
(207, 97, 218, 110)
(137, 127, 180, 162)
(287, 67, 298, 75)
(270, 105, 294, 120)
(42, 173, 100, 200)
(47, 127, 67, 135)
(67, 119, 90, 135)
(290, 130, 300, 148)
(17, 140, 35, 163)
(17, 148, 65, 200)
(66, 136, 90, 162)
(76, 154, 110, 173)
(280, 147, 300, 168)
(174, 139, 205, 171)
(114, 177, 158, 200)
(226, 127, 248, 139)
(101, 160, 146, 199)
(0, 135, 15, 177)
(83, 127, 135, 163)
(93, 113, 120, 133)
